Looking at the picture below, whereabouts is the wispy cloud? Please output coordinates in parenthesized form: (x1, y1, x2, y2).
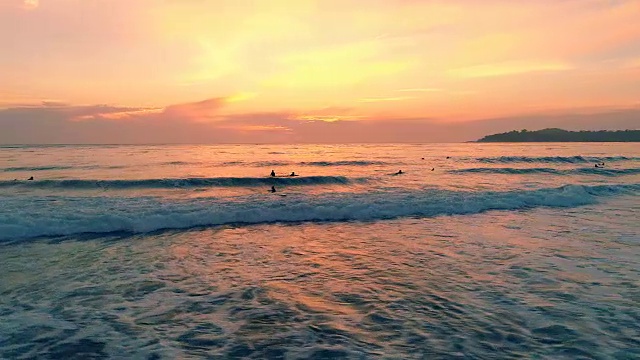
(359, 96, 415, 103)
(40, 100, 70, 107)
(220, 124, 292, 132)
(294, 115, 364, 122)
(71, 98, 226, 122)
(395, 88, 442, 93)
(448, 61, 572, 78)
(74, 108, 163, 121)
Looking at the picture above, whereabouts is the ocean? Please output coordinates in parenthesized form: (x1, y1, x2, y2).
(0, 143, 638, 359)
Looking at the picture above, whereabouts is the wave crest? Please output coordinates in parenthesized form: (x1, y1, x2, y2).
(476, 156, 638, 164)
(0, 176, 355, 189)
(1, 183, 637, 241)
(3, 166, 75, 172)
(452, 167, 640, 176)
(300, 161, 387, 166)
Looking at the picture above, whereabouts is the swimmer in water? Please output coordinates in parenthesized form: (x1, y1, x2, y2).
(270, 170, 276, 177)
(269, 186, 276, 193)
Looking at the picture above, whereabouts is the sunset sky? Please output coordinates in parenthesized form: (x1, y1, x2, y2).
(1, 0, 639, 143)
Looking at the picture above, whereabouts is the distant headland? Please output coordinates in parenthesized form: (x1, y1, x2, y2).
(477, 128, 640, 142)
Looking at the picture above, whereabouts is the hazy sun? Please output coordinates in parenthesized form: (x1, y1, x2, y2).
(23, 0, 39, 10)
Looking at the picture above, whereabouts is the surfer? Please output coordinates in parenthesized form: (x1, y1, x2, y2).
(269, 186, 276, 193)
(27, 176, 34, 181)
(396, 170, 403, 175)
(431, 168, 435, 171)
(270, 170, 276, 177)
(595, 164, 600, 168)
(290, 172, 297, 176)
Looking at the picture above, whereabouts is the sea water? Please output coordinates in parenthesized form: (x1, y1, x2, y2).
(0, 143, 638, 359)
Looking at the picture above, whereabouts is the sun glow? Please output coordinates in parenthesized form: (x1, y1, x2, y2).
(23, 0, 38, 10)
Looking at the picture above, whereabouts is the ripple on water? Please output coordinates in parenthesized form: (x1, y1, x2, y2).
(1, 196, 640, 359)
(531, 324, 579, 345)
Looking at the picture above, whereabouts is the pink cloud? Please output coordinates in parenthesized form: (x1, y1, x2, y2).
(1, 95, 638, 144)
(162, 97, 226, 121)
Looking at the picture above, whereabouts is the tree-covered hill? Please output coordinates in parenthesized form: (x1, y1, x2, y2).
(477, 128, 640, 142)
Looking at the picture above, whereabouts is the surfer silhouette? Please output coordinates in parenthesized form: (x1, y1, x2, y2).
(269, 186, 276, 193)
(270, 170, 276, 177)
(396, 170, 403, 175)
(27, 176, 34, 181)
(290, 172, 297, 176)
(431, 168, 435, 171)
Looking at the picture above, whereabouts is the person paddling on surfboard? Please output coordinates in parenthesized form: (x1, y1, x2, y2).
(270, 170, 276, 177)
(269, 186, 276, 193)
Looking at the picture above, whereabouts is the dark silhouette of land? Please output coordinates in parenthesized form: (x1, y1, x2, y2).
(477, 128, 640, 142)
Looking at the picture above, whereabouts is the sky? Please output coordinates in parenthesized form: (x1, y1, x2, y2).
(1, 0, 639, 143)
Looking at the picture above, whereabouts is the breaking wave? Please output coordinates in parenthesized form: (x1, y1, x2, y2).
(1, 183, 637, 241)
(452, 167, 640, 176)
(0, 176, 355, 189)
(300, 161, 388, 166)
(476, 156, 638, 164)
(2, 166, 76, 172)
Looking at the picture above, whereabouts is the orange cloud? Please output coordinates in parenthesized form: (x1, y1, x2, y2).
(292, 106, 363, 122)
(74, 108, 163, 121)
(72, 97, 227, 122)
(221, 125, 292, 132)
(161, 93, 257, 121)
(295, 115, 364, 122)
(162, 98, 225, 121)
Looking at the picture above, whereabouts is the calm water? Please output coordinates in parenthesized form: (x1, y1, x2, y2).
(0, 143, 639, 359)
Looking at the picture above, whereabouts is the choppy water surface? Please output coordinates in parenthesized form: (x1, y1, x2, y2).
(0, 143, 639, 359)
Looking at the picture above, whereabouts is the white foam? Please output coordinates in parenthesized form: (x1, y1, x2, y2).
(0, 184, 637, 241)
